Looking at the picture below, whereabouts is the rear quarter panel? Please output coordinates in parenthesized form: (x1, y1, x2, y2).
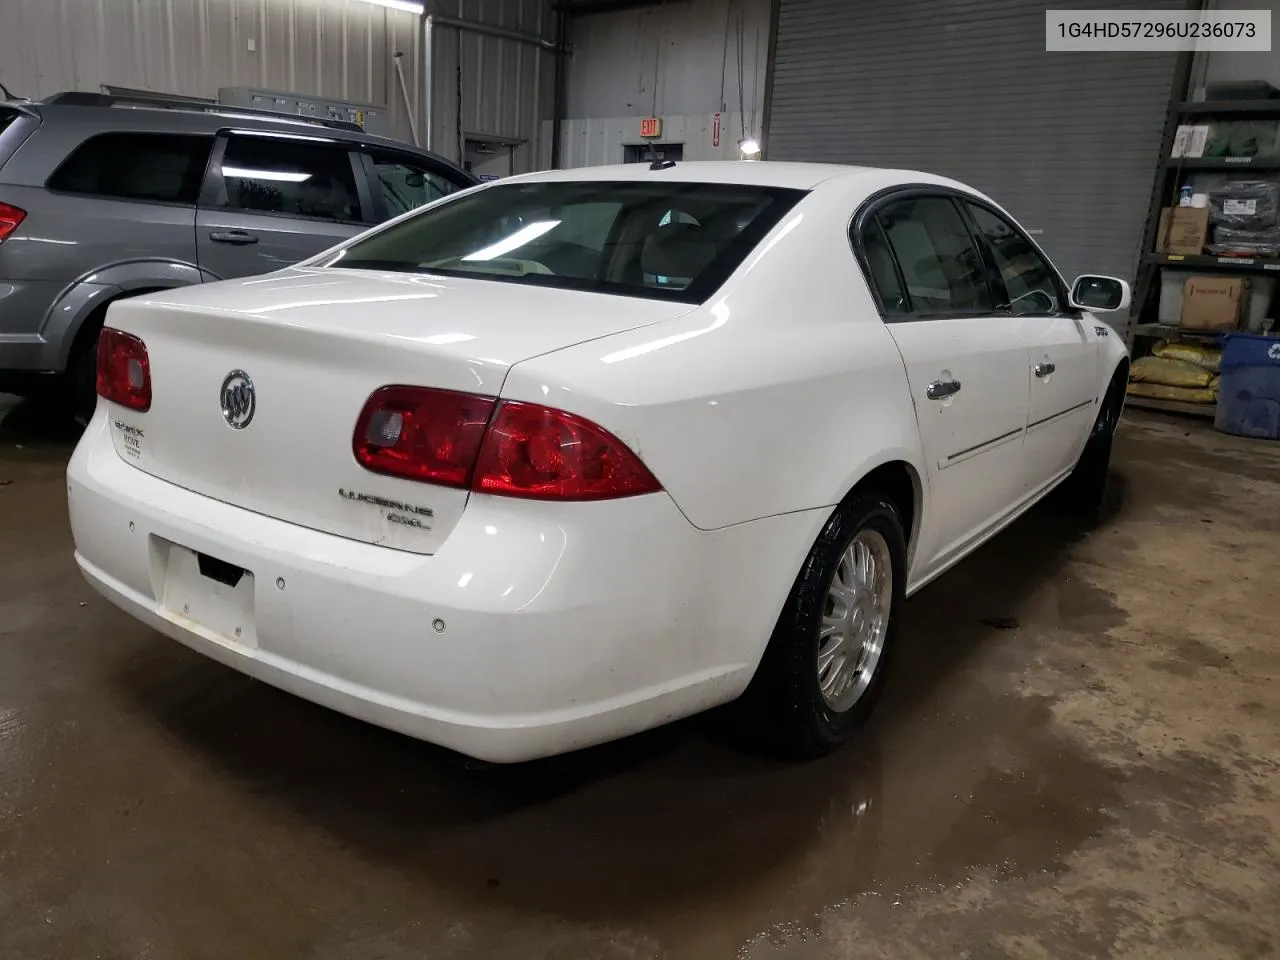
(500, 179, 929, 536)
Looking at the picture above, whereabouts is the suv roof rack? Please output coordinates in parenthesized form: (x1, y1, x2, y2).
(42, 91, 365, 133)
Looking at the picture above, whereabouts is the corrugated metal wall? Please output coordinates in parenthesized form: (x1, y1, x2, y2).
(553, 0, 769, 166)
(566, 0, 770, 119)
(0, 0, 422, 142)
(0, 0, 556, 166)
(426, 0, 555, 172)
(766, 0, 1181, 289)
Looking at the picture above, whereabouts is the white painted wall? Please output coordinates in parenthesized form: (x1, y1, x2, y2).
(1197, 0, 1280, 90)
(541, 111, 751, 168)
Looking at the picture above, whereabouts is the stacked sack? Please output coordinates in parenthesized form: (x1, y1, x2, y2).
(1127, 341, 1223, 405)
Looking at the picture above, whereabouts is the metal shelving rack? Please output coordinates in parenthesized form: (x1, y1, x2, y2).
(1127, 98, 1280, 420)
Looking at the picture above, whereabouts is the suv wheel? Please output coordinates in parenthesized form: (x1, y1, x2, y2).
(68, 326, 100, 428)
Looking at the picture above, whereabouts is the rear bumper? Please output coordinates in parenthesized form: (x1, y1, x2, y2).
(0, 368, 60, 397)
(0, 277, 61, 372)
(68, 412, 821, 761)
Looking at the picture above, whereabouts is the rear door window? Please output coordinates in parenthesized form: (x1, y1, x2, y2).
(214, 134, 364, 223)
(875, 196, 993, 314)
(861, 218, 908, 315)
(46, 132, 213, 205)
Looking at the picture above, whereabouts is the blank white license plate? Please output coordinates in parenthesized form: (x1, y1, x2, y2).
(155, 539, 257, 648)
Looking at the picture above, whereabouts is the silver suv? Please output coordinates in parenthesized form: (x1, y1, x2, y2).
(0, 92, 475, 421)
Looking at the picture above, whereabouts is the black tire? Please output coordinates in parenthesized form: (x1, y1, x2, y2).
(1057, 372, 1124, 513)
(68, 329, 100, 428)
(746, 490, 908, 759)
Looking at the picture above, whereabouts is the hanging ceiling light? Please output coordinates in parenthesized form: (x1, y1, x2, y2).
(351, 0, 425, 14)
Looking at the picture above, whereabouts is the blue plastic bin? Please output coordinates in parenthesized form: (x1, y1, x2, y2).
(1215, 332, 1280, 440)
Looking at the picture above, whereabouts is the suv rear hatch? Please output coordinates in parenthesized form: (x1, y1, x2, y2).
(0, 104, 39, 251)
(102, 267, 693, 554)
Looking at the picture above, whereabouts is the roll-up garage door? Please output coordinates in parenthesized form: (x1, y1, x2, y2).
(766, 0, 1181, 290)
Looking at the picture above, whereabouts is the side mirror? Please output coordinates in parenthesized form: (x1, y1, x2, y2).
(1070, 274, 1131, 312)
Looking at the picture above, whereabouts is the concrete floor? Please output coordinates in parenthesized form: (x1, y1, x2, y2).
(1, 396, 1278, 960)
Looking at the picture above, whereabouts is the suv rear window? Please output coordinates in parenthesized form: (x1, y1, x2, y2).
(328, 180, 806, 303)
(48, 132, 213, 205)
(0, 108, 18, 137)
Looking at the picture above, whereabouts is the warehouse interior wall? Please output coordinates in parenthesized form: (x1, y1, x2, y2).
(0, 0, 423, 143)
(0, 0, 556, 168)
(426, 0, 556, 174)
(549, 0, 770, 168)
(1196, 0, 1280, 91)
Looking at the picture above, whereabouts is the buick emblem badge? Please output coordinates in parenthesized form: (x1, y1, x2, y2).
(220, 370, 256, 429)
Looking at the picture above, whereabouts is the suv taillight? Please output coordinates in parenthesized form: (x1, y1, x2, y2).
(353, 386, 661, 501)
(0, 202, 25, 243)
(96, 328, 152, 412)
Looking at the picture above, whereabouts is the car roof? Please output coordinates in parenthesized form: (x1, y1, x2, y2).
(27, 92, 452, 160)
(506, 160, 973, 194)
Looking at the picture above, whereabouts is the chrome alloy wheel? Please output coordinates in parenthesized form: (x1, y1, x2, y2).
(817, 529, 893, 713)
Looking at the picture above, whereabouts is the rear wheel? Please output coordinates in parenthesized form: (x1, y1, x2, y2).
(747, 490, 907, 758)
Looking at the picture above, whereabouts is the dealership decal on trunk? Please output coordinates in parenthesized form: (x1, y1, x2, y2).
(338, 488, 434, 530)
(112, 420, 144, 460)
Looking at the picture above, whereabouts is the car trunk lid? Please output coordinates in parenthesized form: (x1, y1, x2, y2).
(103, 267, 691, 554)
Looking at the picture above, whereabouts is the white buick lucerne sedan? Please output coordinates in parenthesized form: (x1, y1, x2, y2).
(68, 161, 1130, 762)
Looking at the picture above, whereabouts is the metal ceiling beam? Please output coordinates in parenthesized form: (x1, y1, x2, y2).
(559, 0, 683, 16)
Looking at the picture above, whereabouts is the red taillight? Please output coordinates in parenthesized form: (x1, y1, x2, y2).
(352, 387, 661, 501)
(95, 328, 151, 412)
(0, 202, 26, 243)
(473, 401, 661, 501)
(353, 386, 496, 487)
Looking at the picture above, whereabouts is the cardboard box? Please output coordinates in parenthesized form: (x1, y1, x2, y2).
(1179, 275, 1247, 331)
(1157, 207, 1210, 256)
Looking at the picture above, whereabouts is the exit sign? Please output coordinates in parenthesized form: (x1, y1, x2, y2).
(639, 117, 662, 138)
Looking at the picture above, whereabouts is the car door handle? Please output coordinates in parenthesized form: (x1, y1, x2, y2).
(926, 378, 962, 400)
(1034, 361, 1056, 378)
(209, 230, 259, 245)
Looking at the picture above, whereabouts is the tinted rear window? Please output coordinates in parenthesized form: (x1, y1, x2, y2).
(0, 107, 31, 168)
(328, 180, 807, 303)
(47, 132, 213, 205)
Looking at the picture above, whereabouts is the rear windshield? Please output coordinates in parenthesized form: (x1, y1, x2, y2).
(327, 180, 807, 303)
(0, 107, 30, 168)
